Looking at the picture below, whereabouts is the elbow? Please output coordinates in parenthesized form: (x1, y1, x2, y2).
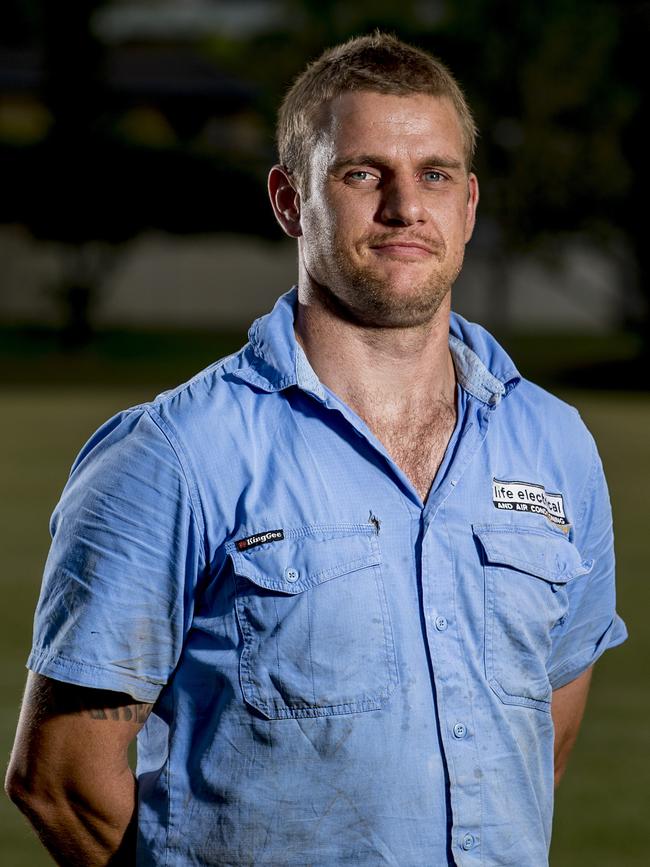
(5, 763, 29, 809)
(5, 762, 61, 825)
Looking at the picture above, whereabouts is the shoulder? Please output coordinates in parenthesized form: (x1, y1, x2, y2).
(506, 377, 587, 435)
(148, 343, 260, 435)
(505, 376, 596, 461)
(72, 344, 251, 461)
(60, 348, 253, 511)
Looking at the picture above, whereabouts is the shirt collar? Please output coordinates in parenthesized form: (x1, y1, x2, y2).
(236, 287, 520, 407)
(448, 314, 521, 406)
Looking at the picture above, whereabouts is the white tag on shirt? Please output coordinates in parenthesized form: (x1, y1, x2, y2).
(492, 478, 569, 526)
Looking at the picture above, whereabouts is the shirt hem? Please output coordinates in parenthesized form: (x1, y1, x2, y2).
(547, 616, 628, 690)
(27, 649, 164, 703)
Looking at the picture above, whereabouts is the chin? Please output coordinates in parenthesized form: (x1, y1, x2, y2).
(344, 280, 451, 329)
(308, 257, 455, 327)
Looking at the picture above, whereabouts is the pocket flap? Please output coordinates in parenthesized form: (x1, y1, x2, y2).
(227, 525, 381, 595)
(472, 524, 592, 584)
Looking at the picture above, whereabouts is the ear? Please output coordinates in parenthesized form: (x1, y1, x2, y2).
(464, 172, 479, 243)
(268, 165, 302, 238)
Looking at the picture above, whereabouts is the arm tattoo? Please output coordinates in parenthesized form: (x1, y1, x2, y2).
(87, 704, 152, 723)
(31, 674, 154, 725)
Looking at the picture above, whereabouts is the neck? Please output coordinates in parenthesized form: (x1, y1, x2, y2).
(295, 283, 456, 420)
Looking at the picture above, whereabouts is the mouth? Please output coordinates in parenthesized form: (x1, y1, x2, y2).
(369, 240, 437, 258)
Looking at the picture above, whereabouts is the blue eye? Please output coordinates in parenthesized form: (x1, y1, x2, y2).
(423, 170, 444, 182)
(348, 171, 373, 181)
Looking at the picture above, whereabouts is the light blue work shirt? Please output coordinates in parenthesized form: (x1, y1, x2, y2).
(29, 288, 627, 866)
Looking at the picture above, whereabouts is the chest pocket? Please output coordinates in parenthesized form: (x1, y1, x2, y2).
(227, 525, 398, 720)
(473, 524, 592, 712)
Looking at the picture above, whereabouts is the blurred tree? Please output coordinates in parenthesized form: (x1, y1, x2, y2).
(2, 0, 647, 357)
(203, 0, 645, 343)
(616, 0, 650, 359)
(1, 0, 272, 346)
(203, 0, 427, 134)
(36, 1, 109, 346)
(2, 0, 42, 45)
(426, 0, 641, 333)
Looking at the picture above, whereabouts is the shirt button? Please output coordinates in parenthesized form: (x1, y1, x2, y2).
(284, 567, 300, 583)
(453, 722, 467, 739)
(435, 616, 448, 631)
(461, 833, 475, 850)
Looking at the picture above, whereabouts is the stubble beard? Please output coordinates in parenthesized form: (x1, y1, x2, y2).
(315, 245, 463, 329)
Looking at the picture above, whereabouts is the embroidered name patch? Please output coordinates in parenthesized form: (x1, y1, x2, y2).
(236, 529, 285, 551)
(492, 478, 568, 526)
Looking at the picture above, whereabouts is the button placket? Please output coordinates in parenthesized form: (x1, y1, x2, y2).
(421, 505, 483, 861)
(453, 722, 467, 739)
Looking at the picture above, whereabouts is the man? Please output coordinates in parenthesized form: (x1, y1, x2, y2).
(6, 33, 626, 866)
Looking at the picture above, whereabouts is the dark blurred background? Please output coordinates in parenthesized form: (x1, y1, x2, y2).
(1, 0, 649, 381)
(1, 2, 648, 865)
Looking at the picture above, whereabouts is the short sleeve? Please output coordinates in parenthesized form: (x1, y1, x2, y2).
(547, 432, 627, 689)
(28, 406, 204, 702)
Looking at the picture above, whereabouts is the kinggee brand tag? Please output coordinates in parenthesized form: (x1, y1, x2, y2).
(492, 478, 569, 526)
(236, 529, 285, 551)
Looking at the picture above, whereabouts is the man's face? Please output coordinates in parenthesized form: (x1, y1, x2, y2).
(296, 91, 478, 328)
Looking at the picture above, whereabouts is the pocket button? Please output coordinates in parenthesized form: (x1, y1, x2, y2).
(461, 833, 475, 850)
(284, 566, 300, 583)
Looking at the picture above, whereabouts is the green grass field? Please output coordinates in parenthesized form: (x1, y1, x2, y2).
(1, 384, 647, 865)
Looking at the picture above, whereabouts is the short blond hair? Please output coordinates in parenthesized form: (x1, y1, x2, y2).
(277, 32, 478, 185)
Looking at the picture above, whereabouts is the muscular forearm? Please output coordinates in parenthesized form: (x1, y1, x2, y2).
(6, 674, 152, 867)
(9, 765, 137, 867)
(551, 667, 593, 788)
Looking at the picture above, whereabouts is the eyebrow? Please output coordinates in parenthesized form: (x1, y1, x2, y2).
(329, 154, 464, 173)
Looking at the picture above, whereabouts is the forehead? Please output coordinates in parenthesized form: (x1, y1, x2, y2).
(314, 91, 465, 163)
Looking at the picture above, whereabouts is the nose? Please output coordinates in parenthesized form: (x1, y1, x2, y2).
(378, 173, 427, 226)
